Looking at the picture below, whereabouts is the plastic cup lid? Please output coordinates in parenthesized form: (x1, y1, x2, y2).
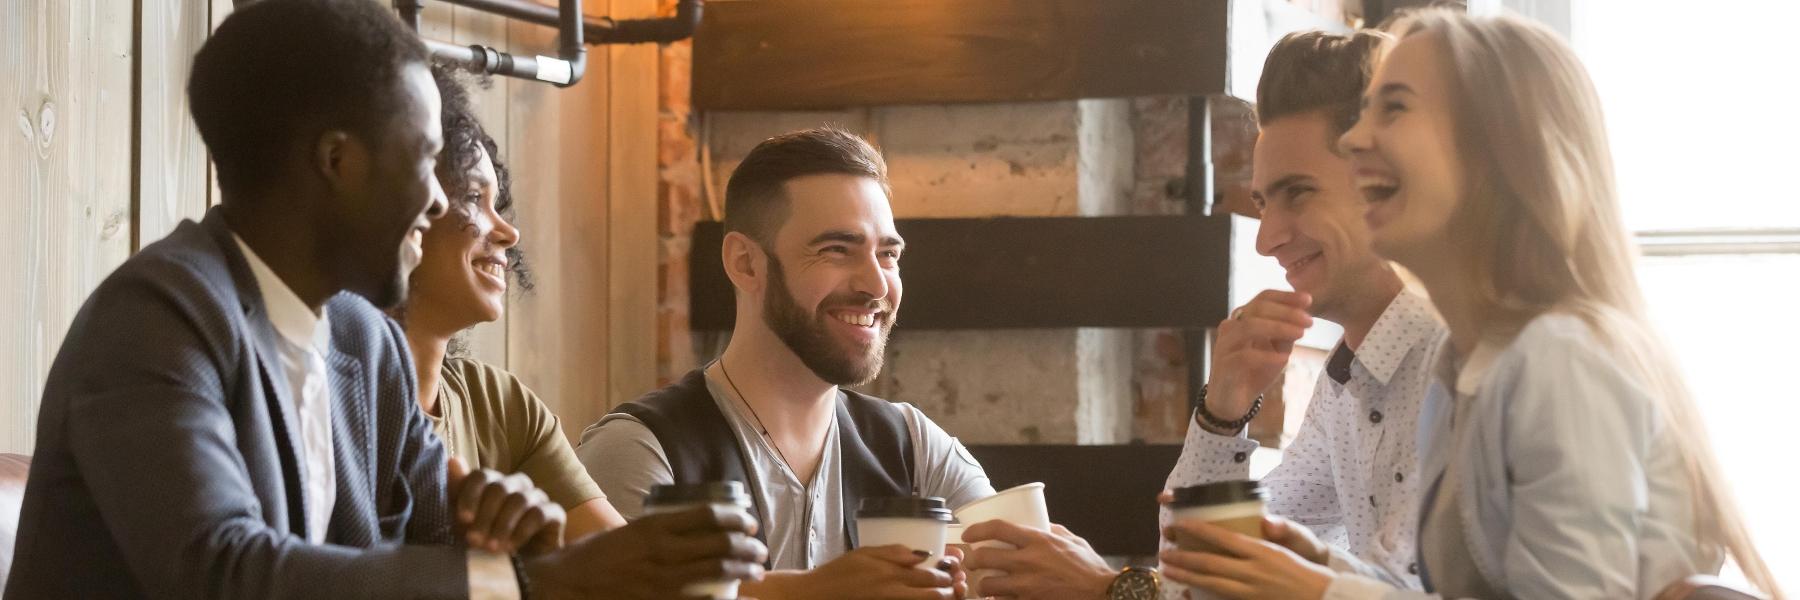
(1169, 480, 1266, 508)
(857, 496, 954, 521)
(645, 481, 751, 507)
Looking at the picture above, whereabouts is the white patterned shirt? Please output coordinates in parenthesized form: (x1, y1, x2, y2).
(1162, 291, 1444, 594)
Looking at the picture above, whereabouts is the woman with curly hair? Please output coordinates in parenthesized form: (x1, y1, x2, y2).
(397, 64, 625, 547)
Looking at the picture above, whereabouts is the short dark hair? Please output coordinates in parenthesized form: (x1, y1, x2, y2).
(723, 128, 890, 247)
(1255, 30, 1393, 141)
(189, 0, 428, 198)
(430, 63, 534, 292)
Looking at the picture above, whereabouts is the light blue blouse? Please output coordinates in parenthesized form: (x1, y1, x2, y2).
(1324, 313, 1721, 600)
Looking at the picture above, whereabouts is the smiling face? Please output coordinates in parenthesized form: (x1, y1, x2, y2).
(323, 62, 449, 309)
(1251, 111, 1390, 320)
(407, 144, 518, 328)
(1338, 33, 1467, 273)
(755, 174, 903, 387)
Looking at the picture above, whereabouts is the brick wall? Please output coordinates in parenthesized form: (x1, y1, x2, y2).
(656, 0, 1342, 446)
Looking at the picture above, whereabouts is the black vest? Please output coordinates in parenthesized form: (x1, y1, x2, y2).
(612, 369, 916, 552)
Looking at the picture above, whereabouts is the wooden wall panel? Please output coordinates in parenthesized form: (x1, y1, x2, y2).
(136, 0, 212, 248)
(605, 0, 660, 411)
(506, 1, 616, 441)
(207, 0, 233, 207)
(2, 0, 655, 451)
(694, 0, 1230, 110)
(2, 0, 135, 453)
(453, 5, 514, 370)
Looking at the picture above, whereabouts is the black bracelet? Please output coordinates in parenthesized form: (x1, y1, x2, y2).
(1196, 384, 1262, 433)
(509, 553, 533, 600)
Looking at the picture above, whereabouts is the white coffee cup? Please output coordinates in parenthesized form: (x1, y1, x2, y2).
(953, 482, 1049, 530)
(856, 496, 953, 569)
(642, 482, 755, 599)
(953, 482, 1050, 597)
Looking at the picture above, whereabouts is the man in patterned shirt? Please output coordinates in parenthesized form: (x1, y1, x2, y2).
(961, 29, 1444, 599)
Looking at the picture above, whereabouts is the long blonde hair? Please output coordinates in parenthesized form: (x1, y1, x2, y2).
(1400, 9, 1781, 597)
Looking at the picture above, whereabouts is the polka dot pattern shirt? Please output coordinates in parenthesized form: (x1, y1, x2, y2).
(1162, 291, 1445, 593)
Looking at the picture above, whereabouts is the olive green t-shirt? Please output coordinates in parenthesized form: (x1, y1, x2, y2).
(427, 358, 604, 510)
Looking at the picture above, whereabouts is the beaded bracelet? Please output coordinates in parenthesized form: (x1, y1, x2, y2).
(1197, 383, 1262, 433)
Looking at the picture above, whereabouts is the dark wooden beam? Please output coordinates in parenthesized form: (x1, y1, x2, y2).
(689, 216, 1234, 331)
(693, 0, 1229, 110)
(965, 444, 1184, 557)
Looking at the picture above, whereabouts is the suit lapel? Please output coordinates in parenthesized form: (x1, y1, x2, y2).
(325, 339, 376, 543)
(205, 209, 312, 538)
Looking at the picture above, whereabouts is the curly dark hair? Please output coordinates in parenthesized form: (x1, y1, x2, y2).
(431, 62, 536, 293)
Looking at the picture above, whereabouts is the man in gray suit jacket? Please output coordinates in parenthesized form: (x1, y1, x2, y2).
(5, 0, 764, 598)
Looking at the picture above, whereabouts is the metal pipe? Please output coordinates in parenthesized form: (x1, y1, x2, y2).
(441, 0, 704, 45)
(422, 0, 586, 87)
(603, 0, 702, 44)
(1186, 95, 1216, 216)
(395, 0, 425, 31)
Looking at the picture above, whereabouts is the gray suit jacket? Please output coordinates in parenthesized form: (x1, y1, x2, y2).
(6, 209, 470, 599)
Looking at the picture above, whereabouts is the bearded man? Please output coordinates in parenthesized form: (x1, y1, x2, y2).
(579, 128, 994, 600)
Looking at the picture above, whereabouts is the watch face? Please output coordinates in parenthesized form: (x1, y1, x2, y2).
(1109, 569, 1159, 600)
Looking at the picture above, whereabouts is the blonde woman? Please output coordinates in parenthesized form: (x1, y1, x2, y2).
(1158, 9, 1781, 600)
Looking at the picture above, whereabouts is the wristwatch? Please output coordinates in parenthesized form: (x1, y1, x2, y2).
(1106, 566, 1159, 600)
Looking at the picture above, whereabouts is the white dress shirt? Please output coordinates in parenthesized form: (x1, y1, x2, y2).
(1163, 291, 1444, 595)
(234, 236, 520, 599)
(233, 235, 336, 544)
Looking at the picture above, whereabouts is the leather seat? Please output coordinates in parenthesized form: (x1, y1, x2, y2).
(0, 453, 32, 592)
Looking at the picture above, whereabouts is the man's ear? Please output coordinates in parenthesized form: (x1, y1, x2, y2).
(721, 231, 767, 296)
(312, 130, 362, 192)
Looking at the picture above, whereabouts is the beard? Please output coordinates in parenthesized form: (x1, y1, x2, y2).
(762, 256, 893, 387)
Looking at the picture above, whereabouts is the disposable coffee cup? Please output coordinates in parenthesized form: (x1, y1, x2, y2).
(1168, 480, 1267, 553)
(943, 522, 976, 600)
(643, 482, 754, 599)
(952, 482, 1050, 597)
(952, 482, 1049, 530)
(856, 496, 953, 569)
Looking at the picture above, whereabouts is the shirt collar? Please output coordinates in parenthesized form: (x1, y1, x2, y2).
(232, 234, 325, 352)
(1347, 290, 1442, 387)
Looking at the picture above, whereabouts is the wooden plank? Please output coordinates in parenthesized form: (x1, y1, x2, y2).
(505, 0, 614, 442)
(2, 0, 135, 453)
(604, 0, 659, 410)
(207, 0, 234, 208)
(452, 4, 513, 370)
(689, 216, 1234, 331)
(210, 0, 233, 30)
(420, 0, 456, 42)
(136, 0, 213, 247)
(693, 0, 1230, 110)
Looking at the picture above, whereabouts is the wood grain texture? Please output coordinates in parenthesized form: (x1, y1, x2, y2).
(690, 216, 1235, 330)
(206, 0, 233, 208)
(2, 0, 135, 453)
(604, 0, 659, 411)
(505, 0, 615, 442)
(136, 0, 212, 248)
(452, 3, 513, 370)
(693, 0, 1230, 110)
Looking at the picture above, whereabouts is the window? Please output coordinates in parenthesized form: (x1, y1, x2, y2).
(1516, 0, 1800, 588)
